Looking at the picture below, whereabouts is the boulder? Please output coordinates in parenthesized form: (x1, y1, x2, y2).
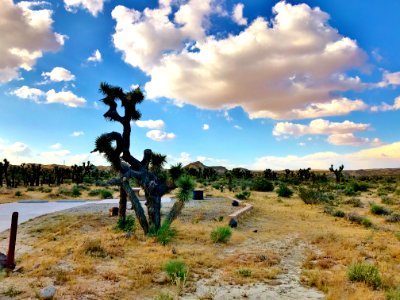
(229, 218, 238, 228)
(39, 285, 56, 300)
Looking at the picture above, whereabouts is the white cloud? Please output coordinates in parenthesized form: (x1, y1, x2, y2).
(202, 123, 209, 130)
(327, 133, 383, 146)
(196, 155, 228, 165)
(71, 131, 84, 137)
(11, 85, 45, 102)
(377, 71, 400, 87)
(273, 119, 370, 137)
(87, 49, 102, 62)
(234, 125, 242, 130)
(232, 3, 247, 26)
(370, 96, 400, 112)
(252, 141, 400, 170)
(42, 67, 75, 82)
(0, 0, 63, 83)
(1, 142, 32, 158)
(146, 130, 176, 141)
(136, 119, 165, 129)
(46, 89, 86, 107)
(252, 97, 368, 120)
(111, 0, 212, 73)
(12, 85, 86, 107)
(64, 0, 105, 16)
(50, 143, 62, 149)
(110, 1, 368, 120)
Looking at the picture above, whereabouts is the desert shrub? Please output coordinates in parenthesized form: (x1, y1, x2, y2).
(71, 185, 81, 197)
(3, 286, 22, 297)
(163, 259, 188, 284)
(350, 181, 369, 192)
(148, 222, 177, 246)
(82, 239, 108, 258)
(324, 206, 345, 218)
(387, 213, 400, 223)
(115, 215, 136, 232)
(153, 293, 174, 300)
(370, 204, 391, 215)
(277, 183, 293, 198)
(386, 286, 400, 300)
(381, 195, 396, 205)
(88, 189, 101, 196)
(377, 184, 396, 196)
(235, 191, 251, 200)
(237, 268, 252, 277)
(347, 263, 382, 289)
(26, 186, 35, 192)
(100, 189, 113, 199)
(299, 187, 331, 204)
(347, 213, 373, 228)
(251, 178, 274, 192)
(210, 226, 232, 243)
(343, 197, 363, 207)
(14, 191, 22, 197)
(343, 186, 358, 196)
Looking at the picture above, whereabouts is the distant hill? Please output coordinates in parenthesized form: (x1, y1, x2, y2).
(183, 161, 227, 175)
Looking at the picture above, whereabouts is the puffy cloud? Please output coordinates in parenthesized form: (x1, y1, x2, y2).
(252, 141, 400, 170)
(46, 89, 86, 107)
(273, 119, 370, 137)
(64, 0, 104, 16)
(12, 85, 86, 107)
(1, 142, 32, 158)
(50, 143, 62, 149)
(0, 0, 63, 83)
(42, 67, 75, 82)
(327, 133, 383, 146)
(135, 119, 165, 129)
(196, 155, 228, 165)
(146, 130, 176, 141)
(71, 131, 84, 137)
(232, 3, 247, 26)
(115, 1, 367, 120)
(111, 0, 212, 72)
(202, 123, 209, 130)
(11, 85, 45, 102)
(377, 71, 400, 87)
(167, 152, 192, 166)
(87, 49, 102, 62)
(370, 96, 400, 112)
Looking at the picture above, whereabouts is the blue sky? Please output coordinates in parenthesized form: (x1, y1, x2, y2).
(1, 0, 400, 170)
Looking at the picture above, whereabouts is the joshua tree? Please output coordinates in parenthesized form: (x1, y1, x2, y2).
(92, 83, 193, 234)
(329, 164, 344, 183)
(169, 163, 184, 187)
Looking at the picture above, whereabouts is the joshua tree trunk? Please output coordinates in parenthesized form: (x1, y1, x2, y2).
(119, 186, 127, 220)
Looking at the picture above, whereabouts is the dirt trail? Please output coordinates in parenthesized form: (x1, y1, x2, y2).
(181, 235, 325, 300)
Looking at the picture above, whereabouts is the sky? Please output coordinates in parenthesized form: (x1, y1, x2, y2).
(1, 0, 400, 171)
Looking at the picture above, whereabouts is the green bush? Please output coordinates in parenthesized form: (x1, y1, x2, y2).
(370, 204, 391, 216)
(153, 292, 174, 300)
(251, 178, 274, 192)
(235, 191, 251, 200)
(155, 222, 177, 246)
(163, 259, 188, 284)
(26, 186, 35, 192)
(347, 263, 382, 289)
(277, 183, 293, 198)
(210, 226, 232, 243)
(100, 189, 113, 199)
(324, 206, 345, 218)
(347, 213, 373, 228)
(88, 189, 101, 196)
(176, 175, 194, 202)
(237, 268, 252, 277)
(71, 186, 81, 197)
(344, 197, 363, 207)
(115, 215, 135, 232)
(14, 191, 22, 197)
(299, 187, 331, 204)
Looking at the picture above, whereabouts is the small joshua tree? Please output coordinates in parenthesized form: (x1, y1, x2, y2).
(329, 164, 344, 183)
(92, 83, 193, 234)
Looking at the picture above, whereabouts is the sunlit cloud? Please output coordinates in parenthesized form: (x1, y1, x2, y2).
(146, 130, 176, 141)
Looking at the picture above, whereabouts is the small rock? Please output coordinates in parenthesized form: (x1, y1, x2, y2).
(253, 229, 258, 233)
(39, 285, 56, 300)
(152, 272, 168, 284)
(229, 218, 238, 228)
(171, 247, 177, 255)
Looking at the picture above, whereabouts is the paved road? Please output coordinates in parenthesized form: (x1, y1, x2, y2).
(0, 198, 171, 233)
